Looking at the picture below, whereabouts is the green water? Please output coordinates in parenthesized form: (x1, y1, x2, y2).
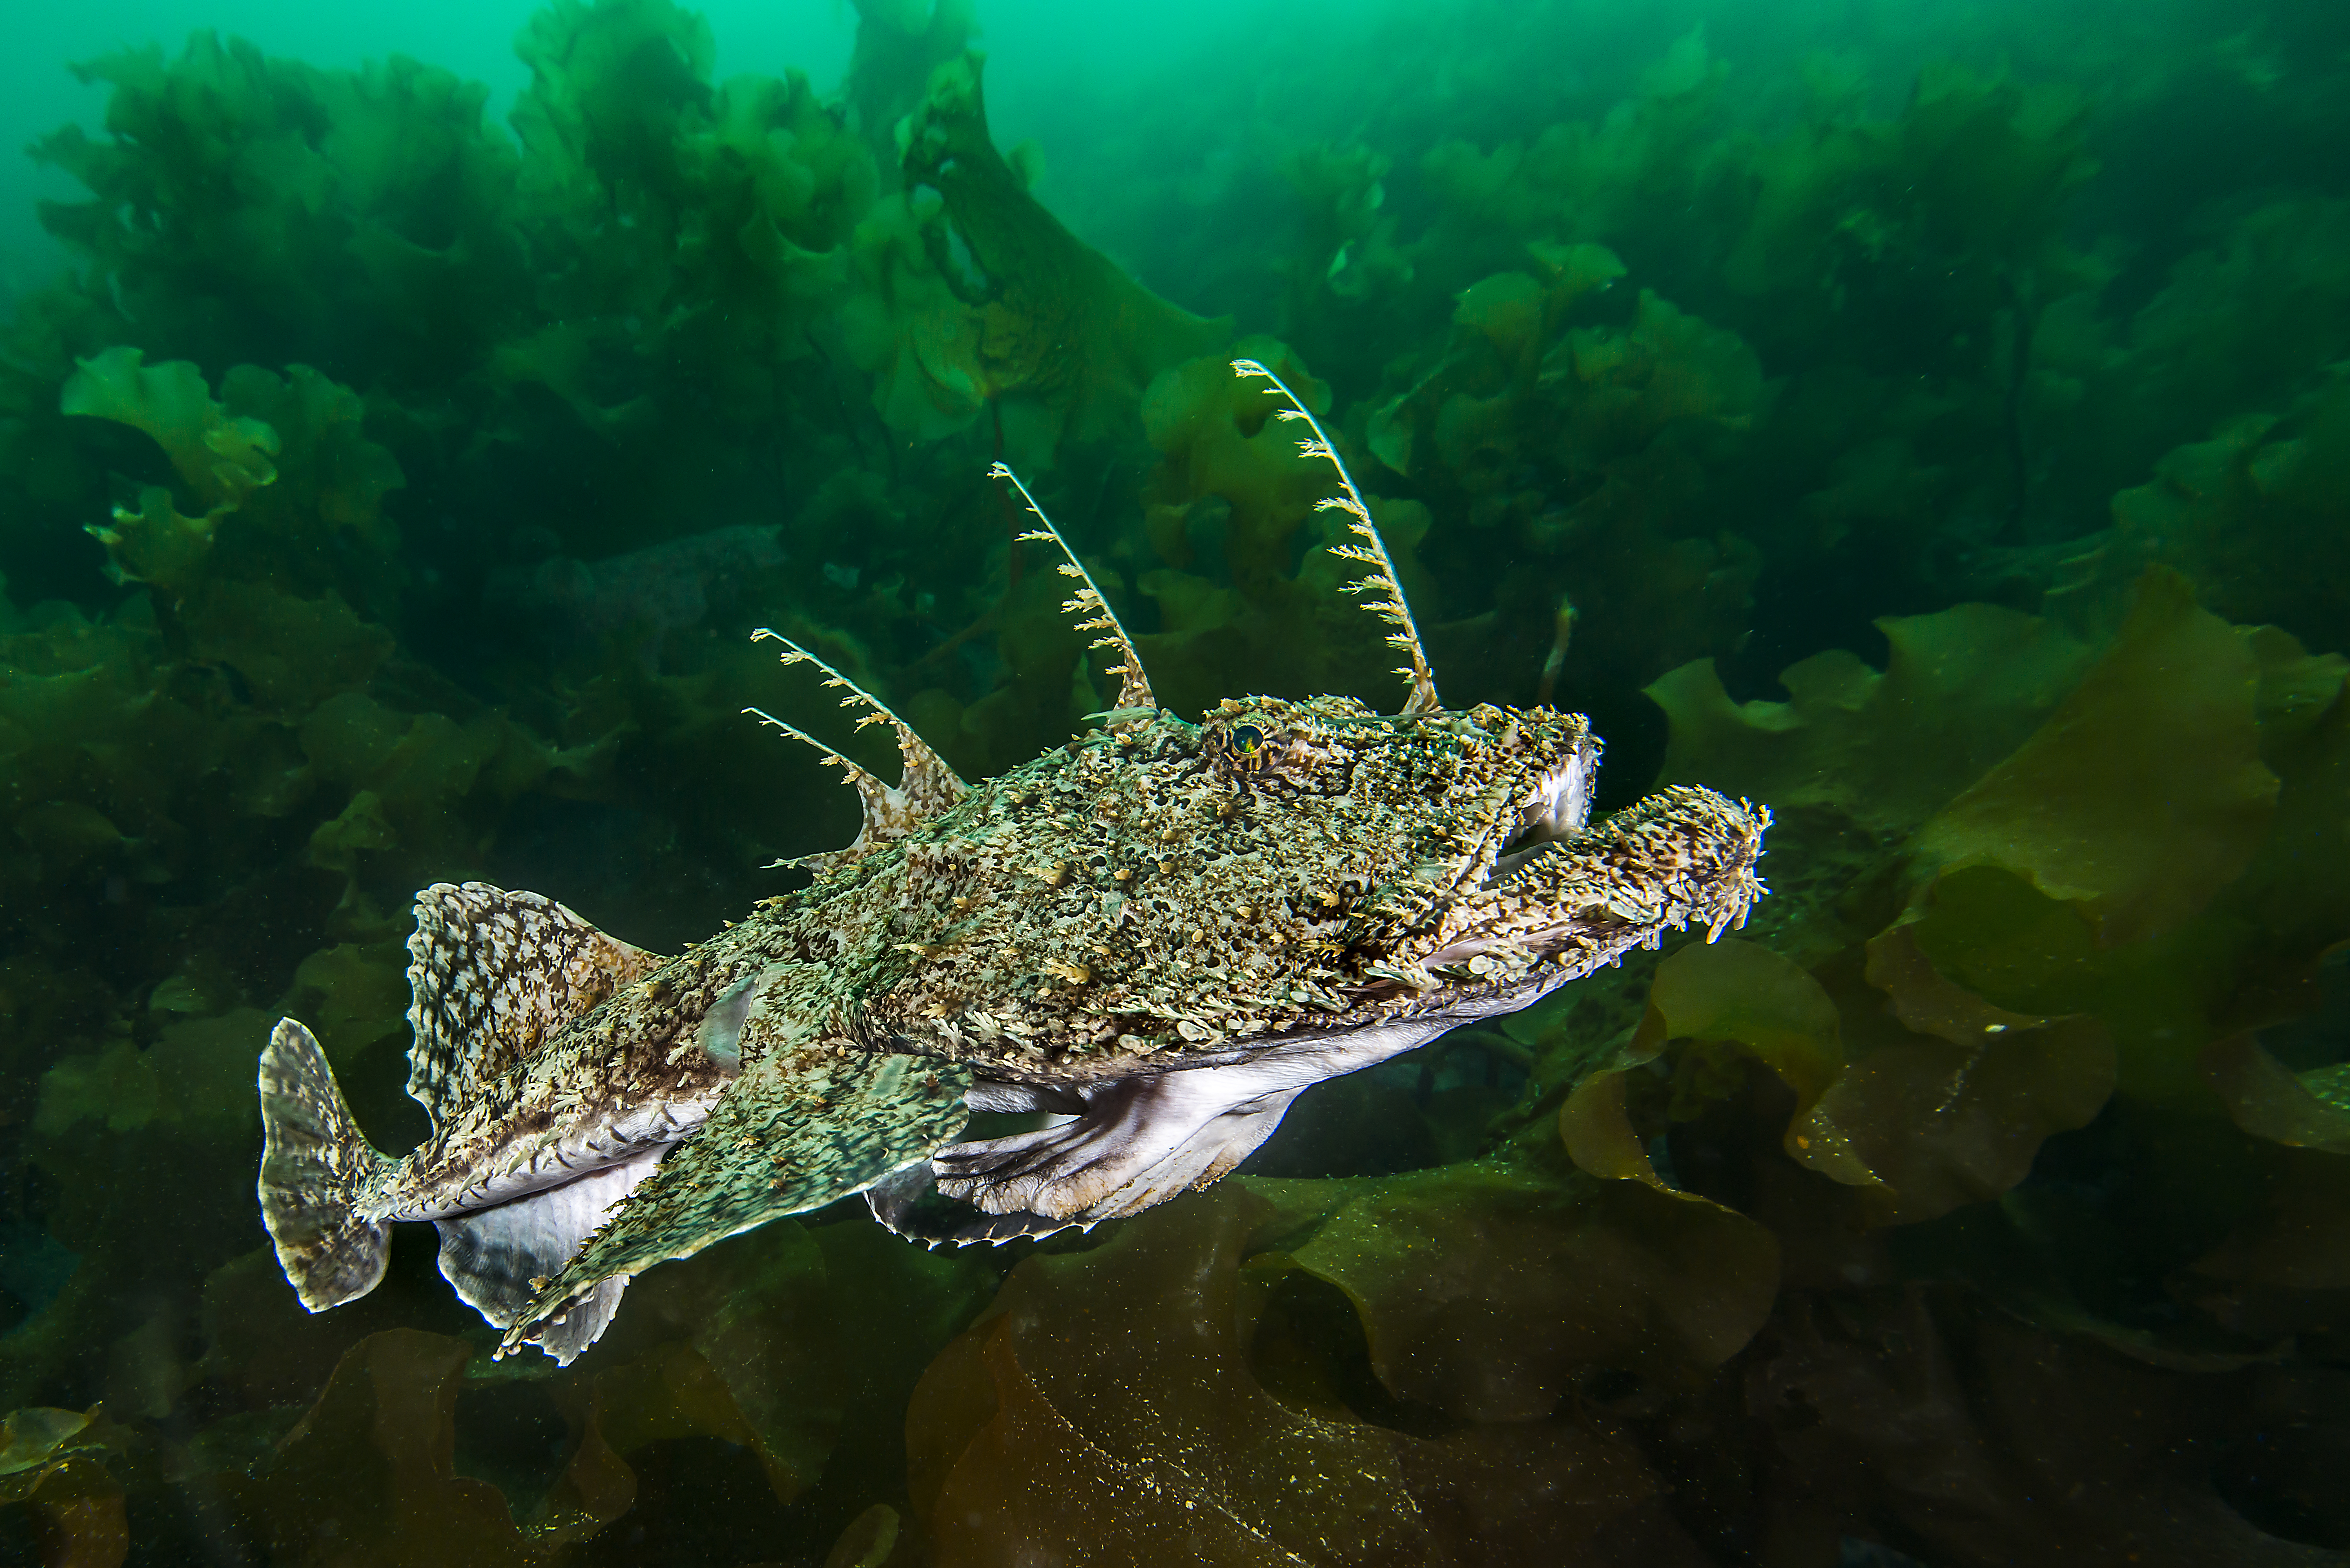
(2, 0, 2348, 1563)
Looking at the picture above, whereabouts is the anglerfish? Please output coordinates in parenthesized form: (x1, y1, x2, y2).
(257, 362, 1768, 1363)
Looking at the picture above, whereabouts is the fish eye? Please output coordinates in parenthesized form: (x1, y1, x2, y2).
(1233, 723, 1266, 756)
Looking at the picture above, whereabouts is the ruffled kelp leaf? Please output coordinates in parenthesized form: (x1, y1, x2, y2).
(288, 940, 410, 1057)
(1722, 65, 2096, 341)
(1916, 567, 2277, 946)
(58, 343, 279, 595)
(216, 362, 405, 554)
(2232, 635, 2350, 964)
(195, 1245, 469, 1419)
(0, 1408, 102, 1478)
(1554, 290, 1765, 463)
(906, 1187, 1425, 1566)
(912, 1316, 1328, 1567)
(512, 0, 716, 210)
(34, 1007, 275, 1141)
(1358, 267, 1766, 697)
(1562, 937, 1879, 1188)
(11, 801, 123, 877)
(80, 485, 224, 595)
(1277, 1163, 1780, 1418)
(61, 354, 401, 609)
(305, 791, 399, 936)
(1386, 1421, 1706, 1568)
(0, 1401, 139, 1568)
(681, 69, 877, 262)
(1365, 249, 1626, 476)
(527, 1209, 1000, 1552)
(905, 1183, 1712, 1566)
(538, 1341, 764, 1537)
(1646, 600, 2095, 838)
(1418, 26, 1724, 266)
(822, 1502, 905, 1568)
(598, 1215, 846, 1503)
(14, 1010, 309, 1414)
(1564, 929, 2115, 1228)
(60, 347, 279, 512)
(1132, 339, 1433, 714)
(1898, 862, 2256, 1109)
(2189, 1148, 2350, 1309)
(182, 582, 394, 713)
(840, 0, 975, 151)
(1141, 338, 1340, 594)
(0, 604, 237, 986)
(488, 323, 660, 439)
(843, 52, 1225, 463)
(2200, 1033, 2350, 1156)
(2180, 1129, 2350, 1350)
(1278, 139, 1411, 319)
(2246, 624, 2350, 758)
(35, 32, 527, 379)
(839, 189, 988, 441)
(291, 690, 621, 920)
(2070, 201, 2350, 531)
(0, 1420, 126, 1568)
(1751, 1285, 2336, 1567)
(801, 1212, 1005, 1520)
(213, 1329, 542, 1567)
(1820, 923, 2117, 1225)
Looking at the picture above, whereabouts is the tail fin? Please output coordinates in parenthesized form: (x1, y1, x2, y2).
(258, 1017, 396, 1311)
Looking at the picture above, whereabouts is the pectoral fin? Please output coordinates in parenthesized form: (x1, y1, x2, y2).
(502, 1044, 970, 1354)
(918, 1016, 1462, 1233)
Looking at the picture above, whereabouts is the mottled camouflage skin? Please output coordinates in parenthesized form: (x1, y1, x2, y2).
(802, 695, 1600, 1077)
(503, 694, 1761, 1343)
(258, 374, 1769, 1365)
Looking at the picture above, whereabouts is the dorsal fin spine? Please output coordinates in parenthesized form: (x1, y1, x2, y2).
(748, 629, 966, 866)
(992, 462, 1156, 719)
(1231, 358, 1442, 717)
(742, 705, 880, 790)
(750, 628, 963, 794)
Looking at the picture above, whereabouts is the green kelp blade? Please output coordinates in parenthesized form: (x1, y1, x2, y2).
(503, 1044, 972, 1357)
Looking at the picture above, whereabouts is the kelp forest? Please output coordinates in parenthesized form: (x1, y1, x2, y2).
(2, 0, 2350, 1563)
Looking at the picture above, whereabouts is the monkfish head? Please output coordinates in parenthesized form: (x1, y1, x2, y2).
(845, 688, 1764, 1075)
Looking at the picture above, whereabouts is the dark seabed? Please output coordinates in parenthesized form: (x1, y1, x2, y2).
(2, 0, 2349, 1563)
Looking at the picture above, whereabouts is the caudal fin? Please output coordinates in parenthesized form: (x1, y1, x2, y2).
(258, 1017, 396, 1311)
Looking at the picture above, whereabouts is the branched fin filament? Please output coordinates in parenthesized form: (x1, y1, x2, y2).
(993, 462, 1156, 719)
(1232, 358, 1442, 717)
(747, 629, 966, 863)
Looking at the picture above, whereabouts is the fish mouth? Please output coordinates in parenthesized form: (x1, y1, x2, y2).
(1402, 784, 1768, 994)
(1482, 741, 1598, 886)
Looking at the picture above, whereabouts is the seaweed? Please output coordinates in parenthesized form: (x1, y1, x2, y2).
(846, 51, 1227, 463)
(904, 1180, 1738, 1565)
(3, 0, 2350, 1559)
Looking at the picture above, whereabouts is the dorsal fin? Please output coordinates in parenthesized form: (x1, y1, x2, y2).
(746, 630, 966, 869)
(404, 883, 662, 1128)
(1232, 358, 1442, 717)
(992, 462, 1156, 720)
